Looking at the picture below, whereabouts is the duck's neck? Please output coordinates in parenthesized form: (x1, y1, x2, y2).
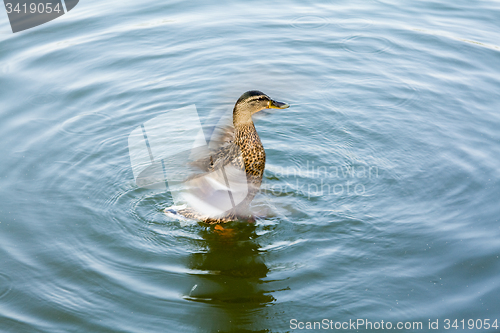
(232, 106, 263, 150)
(233, 122, 263, 151)
(232, 106, 253, 127)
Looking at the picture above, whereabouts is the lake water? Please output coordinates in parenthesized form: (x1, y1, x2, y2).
(1, 0, 500, 332)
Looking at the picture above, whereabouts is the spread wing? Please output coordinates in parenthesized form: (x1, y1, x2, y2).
(189, 111, 236, 172)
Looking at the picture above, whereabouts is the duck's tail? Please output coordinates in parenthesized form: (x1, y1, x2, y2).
(164, 204, 194, 220)
(164, 204, 241, 224)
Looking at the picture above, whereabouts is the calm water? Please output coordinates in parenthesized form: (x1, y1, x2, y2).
(1, 0, 500, 332)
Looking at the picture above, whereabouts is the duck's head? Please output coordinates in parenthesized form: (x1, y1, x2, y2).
(233, 90, 289, 126)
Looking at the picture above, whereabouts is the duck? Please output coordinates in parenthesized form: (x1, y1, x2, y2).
(164, 90, 289, 224)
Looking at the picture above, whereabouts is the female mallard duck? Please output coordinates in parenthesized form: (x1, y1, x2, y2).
(165, 90, 289, 223)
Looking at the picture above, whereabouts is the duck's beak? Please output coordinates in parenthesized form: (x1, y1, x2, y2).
(268, 99, 290, 109)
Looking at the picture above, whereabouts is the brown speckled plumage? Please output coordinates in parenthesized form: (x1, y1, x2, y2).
(165, 91, 289, 224)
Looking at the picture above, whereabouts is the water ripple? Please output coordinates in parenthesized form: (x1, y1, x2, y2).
(1, 63, 10, 74)
(100, 183, 200, 252)
(336, 18, 373, 30)
(60, 112, 111, 135)
(130, 190, 172, 225)
(343, 35, 392, 54)
(133, 19, 177, 28)
(291, 16, 329, 30)
(0, 273, 12, 299)
(27, 93, 57, 105)
(327, 77, 419, 109)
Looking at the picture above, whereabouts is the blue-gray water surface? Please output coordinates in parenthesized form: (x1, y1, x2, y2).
(1, 0, 500, 332)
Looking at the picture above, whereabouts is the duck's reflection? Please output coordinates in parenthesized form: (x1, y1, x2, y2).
(185, 222, 274, 332)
